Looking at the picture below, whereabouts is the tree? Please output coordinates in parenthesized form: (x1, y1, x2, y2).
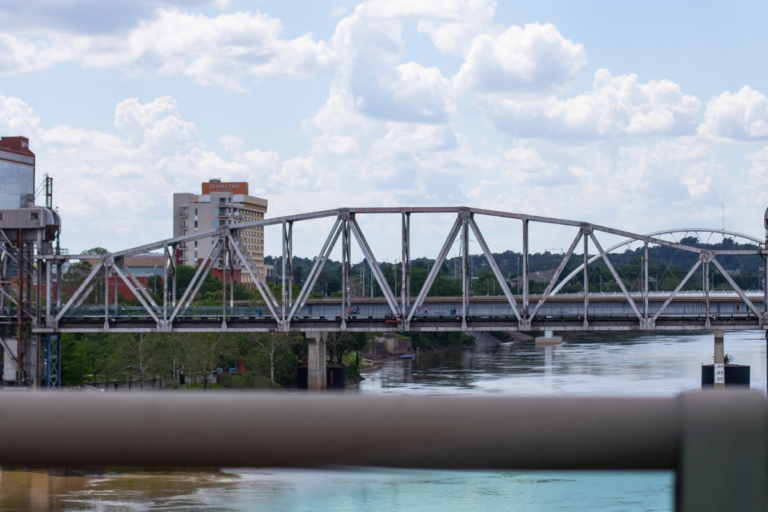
(349, 332, 369, 366)
(326, 332, 354, 365)
(193, 332, 238, 389)
(60, 334, 92, 386)
(154, 334, 186, 388)
(246, 333, 297, 387)
(115, 333, 158, 388)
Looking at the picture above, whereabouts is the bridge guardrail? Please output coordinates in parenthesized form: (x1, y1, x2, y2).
(0, 391, 764, 512)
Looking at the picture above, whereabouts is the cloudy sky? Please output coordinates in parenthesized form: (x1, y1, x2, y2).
(2, 0, 768, 258)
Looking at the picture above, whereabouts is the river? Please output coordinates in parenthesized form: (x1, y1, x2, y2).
(2, 330, 765, 511)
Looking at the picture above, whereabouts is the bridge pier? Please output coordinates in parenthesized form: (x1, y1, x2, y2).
(306, 331, 327, 391)
(714, 329, 725, 388)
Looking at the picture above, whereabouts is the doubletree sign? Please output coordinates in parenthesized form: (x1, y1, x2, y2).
(203, 182, 248, 195)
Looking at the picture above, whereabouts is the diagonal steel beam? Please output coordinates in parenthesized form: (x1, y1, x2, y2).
(121, 263, 161, 310)
(73, 268, 103, 308)
(651, 259, 702, 324)
(349, 218, 400, 316)
(710, 257, 762, 318)
(228, 232, 282, 327)
(293, 223, 342, 317)
(230, 231, 280, 311)
(468, 217, 522, 324)
(0, 285, 17, 306)
(529, 229, 583, 323)
(179, 241, 223, 318)
(168, 239, 219, 323)
(0, 336, 18, 363)
(589, 232, 644, 322)
(55, 260, 103, 323)
(406, 216, 462, 326)
(286, 219, 341, 324)
(113, 261, 161, 326)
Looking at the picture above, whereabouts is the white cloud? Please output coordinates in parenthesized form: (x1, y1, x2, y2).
(0, 9, 337, 91)
(699, 86, 768, 141)
(453, 23, 586, 95)
(0, 0, 216, 35)
(482, 69, 701, 138)
(329, 5, 348, 18)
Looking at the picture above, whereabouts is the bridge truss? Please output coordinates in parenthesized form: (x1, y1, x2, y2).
(19, 206, 768, 335)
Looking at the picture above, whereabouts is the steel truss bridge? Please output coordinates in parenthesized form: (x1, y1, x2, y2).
(4, 206, 766, 335)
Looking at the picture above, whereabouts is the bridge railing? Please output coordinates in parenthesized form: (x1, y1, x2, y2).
(0, 390, 764, 512)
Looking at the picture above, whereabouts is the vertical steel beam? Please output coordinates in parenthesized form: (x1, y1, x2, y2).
(113, 267, 117, 311)
(103, 264, 109, 330)
(406, 213, 411, 308)
(704, 256, 710, 328)
(163, 242, 168, 325)
(222, 237, 228, 330)
(341, 220, 348, 330)
(583, 230, 589, 329)
(229, 240, 234, 309)
(18, 233, 23, 383)
(288, 221, 293, 308)
(170, 244, 177, 308)
(401, 212, 408, 318)
(56, 262, 62, 308)
(45, 259, 51, 323)
(522, 219, 529, 320)
(281, 220, 287, 323)
(764, 256, 768, 315)
(644, 242, 649, 323)
(462, 218, 469, 330)
(345, 219, 351, 314)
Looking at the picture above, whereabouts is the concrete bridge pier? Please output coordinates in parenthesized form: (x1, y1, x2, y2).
(306, 331, 327, 391)
(714, 329, 725, 388)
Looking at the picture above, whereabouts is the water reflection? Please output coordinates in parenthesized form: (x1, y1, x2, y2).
(359, 330, 768, 396)
(0, 468, 673, 512)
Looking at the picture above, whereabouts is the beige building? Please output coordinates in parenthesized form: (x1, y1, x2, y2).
(173, 180, 267, 287)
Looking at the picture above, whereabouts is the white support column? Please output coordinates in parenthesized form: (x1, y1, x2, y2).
(306, 331, 327, 390)
(583, 229, 589, 329)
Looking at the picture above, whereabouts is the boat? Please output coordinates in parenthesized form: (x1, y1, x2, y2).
(399, 354, 414, 359)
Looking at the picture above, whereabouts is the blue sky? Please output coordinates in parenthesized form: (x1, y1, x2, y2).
(1, 0, 767, 259)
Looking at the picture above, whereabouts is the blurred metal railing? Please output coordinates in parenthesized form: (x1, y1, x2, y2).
(0, 391, 764, 511)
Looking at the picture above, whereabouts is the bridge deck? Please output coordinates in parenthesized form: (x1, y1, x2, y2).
(18, 292, 766, 333)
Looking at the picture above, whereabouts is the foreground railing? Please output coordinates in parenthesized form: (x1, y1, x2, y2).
(0, 391, 764, 511)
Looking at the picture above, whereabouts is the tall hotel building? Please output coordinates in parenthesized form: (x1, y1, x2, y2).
(173, 181, 267, 287)
(0, 136, 35, 209)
